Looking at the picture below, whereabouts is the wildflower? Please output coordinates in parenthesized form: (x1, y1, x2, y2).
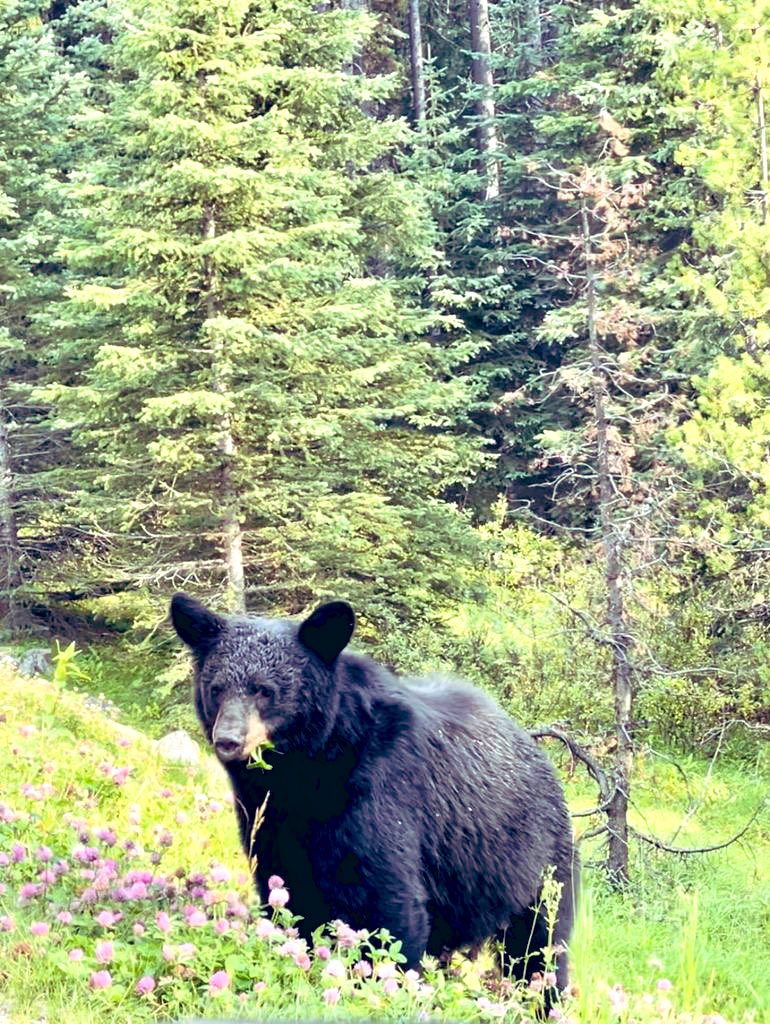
(353, 960, 372, 978)
(267, 874, 284, 890)
(96, 910, 119, 928)
(316, 945, 331, 960)
(324, 988, 341, 1006)
(294, 952, 311, 970)
(214, 919, 229, 934)
(57, 911, 73, 925)
(376, 961, 397, 980)
(656, 978, 672, 991)
(136, 975, 155, 996)
(133, 922, 145, 936)
(36, 845, 53, 862)
(210, 865, 230, 883)
(95, 940, 114, 963)
(90, 970, 112, 990)
(335, 920, 359, 948)
(30, 921, 50, 937)
(324, 959, 346, 980)
(0, 915, 15, 932)
(281, 938, 306, 958)
(156, 910, 172, 933)
(208, 969, 230, 994)
(268, 886, 289, 908)
(186, 908, 207, 927)
(254, 917, 275, 938)
(404, 969, 420, 992)
(544, 971, 558, 988)
(253, 981, 267, 993)
(38, 869, 56, 885)
(19, 882, 43, 901)
(383, 977, 399, 996)
(69, 948, 84, 961)
(177, 942, 197, 961)
(11, 842, 25, 862)
(608, 984, 628, 1013)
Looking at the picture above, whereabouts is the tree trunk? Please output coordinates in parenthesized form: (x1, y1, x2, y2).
(755, 75, 768, 225)
(581, 199, 634, 887)
(523, 0, 542, 71)
(340, 0, 368, 76)
(469, 0, 500, 200)
(407, 0, 427, 127)
(0, 403, 23, 632)
(202, 204, 246, 614)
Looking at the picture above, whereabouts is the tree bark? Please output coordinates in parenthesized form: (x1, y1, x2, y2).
(469, 0, 500, 200)
(581, 199, 634, 887)
(0, 402, 23, 632)
(340, 0, 368, 76)
(755, 75, 768, 225)
(407, 0, 427, 127)
(524, 0, 542, 71)
(202, 204, 246, 614)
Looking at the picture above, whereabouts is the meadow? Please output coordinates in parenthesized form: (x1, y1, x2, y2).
(0, 662, 767, 1024)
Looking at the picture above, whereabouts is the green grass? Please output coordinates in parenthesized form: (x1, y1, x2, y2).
(0, 664, 767, 1023)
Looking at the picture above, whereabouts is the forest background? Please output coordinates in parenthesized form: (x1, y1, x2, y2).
(0, 0, 769, 1020)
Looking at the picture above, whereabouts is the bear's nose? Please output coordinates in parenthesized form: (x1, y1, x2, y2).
(214, 736, 243, 761)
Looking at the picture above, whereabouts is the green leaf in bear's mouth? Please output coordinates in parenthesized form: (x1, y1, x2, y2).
(247, 741, 275, 770)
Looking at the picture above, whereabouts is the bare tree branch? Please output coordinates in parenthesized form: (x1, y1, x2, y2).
(631, 803, 765, 855)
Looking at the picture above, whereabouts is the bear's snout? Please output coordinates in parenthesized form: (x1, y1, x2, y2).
(212, 697, 270, 762)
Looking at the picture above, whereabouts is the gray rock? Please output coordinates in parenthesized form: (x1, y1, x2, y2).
(82, 693, 121, 719)
(19, 648, 52, 677)
(0, 650, 21, 672)
(157, 729, 200, 765)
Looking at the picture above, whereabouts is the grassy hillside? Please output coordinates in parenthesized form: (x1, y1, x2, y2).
(0, 665, 767, 1023)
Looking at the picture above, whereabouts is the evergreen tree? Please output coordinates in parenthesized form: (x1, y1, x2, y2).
(0, 0, 84, 631)
(45, 0, 485, 629)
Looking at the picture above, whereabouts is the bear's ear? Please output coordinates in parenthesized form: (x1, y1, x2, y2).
(298, 601, 355, 665)
(170, 593, 225, 651)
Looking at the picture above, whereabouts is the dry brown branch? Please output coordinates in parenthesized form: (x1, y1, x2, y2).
(529, 725, 614, 809)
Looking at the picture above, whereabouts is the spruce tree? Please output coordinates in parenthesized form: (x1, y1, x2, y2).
(46, 0, 485, 627)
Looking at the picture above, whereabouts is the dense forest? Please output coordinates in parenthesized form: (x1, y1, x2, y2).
(0, 2, 769, 1020)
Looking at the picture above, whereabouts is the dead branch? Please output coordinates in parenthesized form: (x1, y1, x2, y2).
(530, 725, 614, 809)
(631, 802, 765, 856)
(700, 720, 770, 745)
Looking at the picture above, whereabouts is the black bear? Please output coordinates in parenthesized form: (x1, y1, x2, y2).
(170, 593, 578, 990)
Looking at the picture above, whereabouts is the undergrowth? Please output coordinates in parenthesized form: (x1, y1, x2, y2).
(0, 665, 767, 1023)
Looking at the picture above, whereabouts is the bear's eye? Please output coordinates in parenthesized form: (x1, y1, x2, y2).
(209, 683, 224, 703)
(247, 681, 272, 700)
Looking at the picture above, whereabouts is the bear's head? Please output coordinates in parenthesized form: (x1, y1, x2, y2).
(169, 593, 355, 763)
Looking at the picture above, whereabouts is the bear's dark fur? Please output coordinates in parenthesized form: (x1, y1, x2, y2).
(170, 594, 578, 989)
